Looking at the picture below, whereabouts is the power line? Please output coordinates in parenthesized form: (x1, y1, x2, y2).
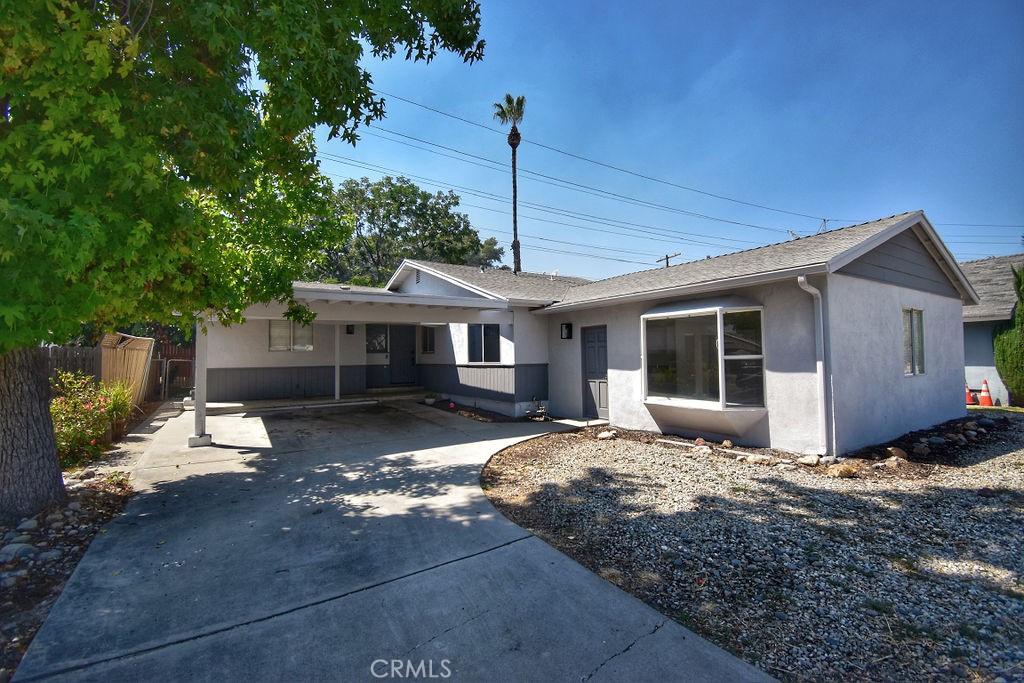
(372, 88, 829, 222)
(319, 152, 760, 251)
(367, 125, 793, 234)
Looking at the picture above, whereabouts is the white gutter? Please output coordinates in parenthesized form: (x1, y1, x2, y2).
(797, 276, 829, 455)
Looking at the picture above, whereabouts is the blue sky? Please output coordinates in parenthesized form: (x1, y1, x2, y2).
(315, 0, 1024, 280)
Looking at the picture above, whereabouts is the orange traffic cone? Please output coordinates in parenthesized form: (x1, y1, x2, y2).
(978, 379, 994, 407)
(966, 383, 977, 405)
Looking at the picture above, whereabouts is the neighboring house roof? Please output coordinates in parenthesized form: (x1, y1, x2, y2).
(959, 254, 1024, 322)
(544, 211, 978, 312)
(388, 260, 591, 305)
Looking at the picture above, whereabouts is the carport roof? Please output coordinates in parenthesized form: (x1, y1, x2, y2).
(290, 281, 507, 310)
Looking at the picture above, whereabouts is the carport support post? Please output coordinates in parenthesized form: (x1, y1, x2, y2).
(188, 318, 213, 447)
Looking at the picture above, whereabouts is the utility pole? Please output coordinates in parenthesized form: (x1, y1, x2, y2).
(657, 252, 681, 268)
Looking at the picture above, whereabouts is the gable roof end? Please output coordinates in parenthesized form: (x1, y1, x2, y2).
(387, 259, 591, 305)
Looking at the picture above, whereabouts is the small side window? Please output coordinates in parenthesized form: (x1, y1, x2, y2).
(903, 309, 925, 375)
(421, 327, 436, 354)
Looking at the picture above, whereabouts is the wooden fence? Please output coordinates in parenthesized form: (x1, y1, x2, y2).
(39, 345, 102, 377)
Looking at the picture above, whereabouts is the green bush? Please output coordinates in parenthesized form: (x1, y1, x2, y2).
(50, 371, 135, 468)
(993, 265, 1023, 406)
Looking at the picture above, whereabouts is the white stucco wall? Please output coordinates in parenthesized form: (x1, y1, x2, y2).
(826, 273, 966, 454)
(545, 280, 824, 453)
(511, 308, 549, 364)
(963, 321, 1011, 406)
(207, 321, 366, 369)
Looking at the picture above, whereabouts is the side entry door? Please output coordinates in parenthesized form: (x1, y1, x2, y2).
(582, 326, 608, 419)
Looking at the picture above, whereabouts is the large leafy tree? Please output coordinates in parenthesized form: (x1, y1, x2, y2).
(0, 0, 484, 520)
(492, 93, 525, 273)
(310, 176, 503, 286)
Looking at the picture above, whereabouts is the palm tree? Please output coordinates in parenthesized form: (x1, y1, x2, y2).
(493, 94, 525, 273)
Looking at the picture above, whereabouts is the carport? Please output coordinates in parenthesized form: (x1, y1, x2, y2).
(188, 282, 512, 447)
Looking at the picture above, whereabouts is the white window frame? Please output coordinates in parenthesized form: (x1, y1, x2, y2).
(903, 308, 925, 376)
(641, 305, 765, 410)
(467, 323, 501, 364)
(269, 320, 314, 352)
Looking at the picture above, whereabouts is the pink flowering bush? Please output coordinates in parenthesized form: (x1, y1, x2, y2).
(50, 371, 134, 468)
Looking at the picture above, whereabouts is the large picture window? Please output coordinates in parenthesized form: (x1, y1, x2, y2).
(468, 323, 500, 363)
(643, 307, 764, 407)
(903, 309, 925, 375)
(269, 320, 314, 352)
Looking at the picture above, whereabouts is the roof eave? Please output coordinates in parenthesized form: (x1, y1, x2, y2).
(538, 264, 829, 314)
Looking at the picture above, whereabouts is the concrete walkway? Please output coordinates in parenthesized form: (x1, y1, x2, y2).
(16, 402, 771, 682)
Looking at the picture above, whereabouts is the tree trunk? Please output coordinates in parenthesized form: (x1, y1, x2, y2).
(511, 138, 521, 274)
(0, 347, 66, 523)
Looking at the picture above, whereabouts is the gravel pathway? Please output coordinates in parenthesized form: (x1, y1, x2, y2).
(482, 413, 1024, 682)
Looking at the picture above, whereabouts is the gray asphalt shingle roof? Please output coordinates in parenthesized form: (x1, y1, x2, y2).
(549, 212, 918, 308)
(404, 260, 591, 303)
(959, 254, 1023, 321)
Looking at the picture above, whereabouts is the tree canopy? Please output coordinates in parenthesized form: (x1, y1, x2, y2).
(0, 0, 484, 519)
(1, 0, 485, 349)
(308, 176, 504, 286)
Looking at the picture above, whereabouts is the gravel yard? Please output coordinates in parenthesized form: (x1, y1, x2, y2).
(482, 411, 1024, 682)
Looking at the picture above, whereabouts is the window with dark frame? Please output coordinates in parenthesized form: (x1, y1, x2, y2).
(468, 323, 500, 363)
(421, 326, 436, 354)
(366, 324, 388, 353)
(903, 308, 925, 375)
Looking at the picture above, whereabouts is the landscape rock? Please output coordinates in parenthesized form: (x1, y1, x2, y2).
(977, 418, 996, 428)
(826, 462, 858, 478)
(691, 445, 713, 456)
(797, 455, 820, 466)
(721, 440, 733, 448)
(597, 430, 617, 440)
(928, 436, 947, 446)
(913, 444, 931, 457)
(885, 456, 907, 469)
(886, 446, 907, 459)
(16, 519, 38, 532)
(777, 463, 798, 472)
(0, 543, 37, 562)
(819, 455, 839, 466)
(747, 454, 774, 465)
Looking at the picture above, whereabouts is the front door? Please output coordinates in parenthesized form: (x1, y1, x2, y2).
(389, 324, 417, 385)
(582, 326, 608, 419)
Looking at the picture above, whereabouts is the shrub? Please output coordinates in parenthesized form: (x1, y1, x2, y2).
(50, 371, 136, 468)
(993, 265, 1023, 406)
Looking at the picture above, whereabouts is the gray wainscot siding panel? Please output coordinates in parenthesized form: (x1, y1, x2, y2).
(208, 366, 366, 401)
(838, 230, 959, 297)
(513, 364, 549, 402)
(418, 365, 510, 402)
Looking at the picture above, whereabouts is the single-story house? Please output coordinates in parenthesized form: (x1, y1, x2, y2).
(198, 210, 978, 455)
(959, 253, 1023, 406)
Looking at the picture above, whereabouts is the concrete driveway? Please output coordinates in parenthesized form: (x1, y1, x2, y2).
(16, 402, 770, 682)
